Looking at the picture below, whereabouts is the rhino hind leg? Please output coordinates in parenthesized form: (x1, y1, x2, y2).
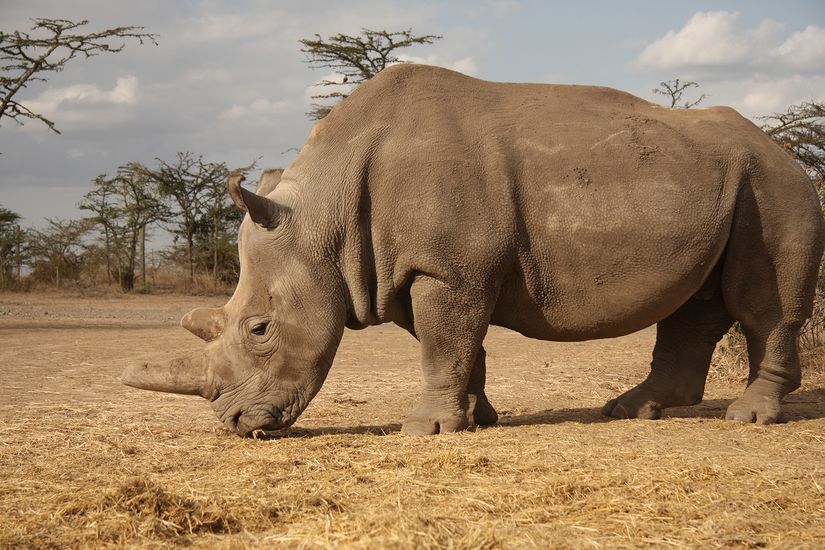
(719, 177, 822, 424)
(401, 275, 495, 435)
(725, 248, 816, 424)
(602, 289, 733, 420)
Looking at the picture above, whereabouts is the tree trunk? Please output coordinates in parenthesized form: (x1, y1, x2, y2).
(139, 224, 146, 290)
(15, 225, 21, 282)
(122, 231, 138, 291)
(212, 211, 219, 282)
(188, 233, 195, 283)
(104, 225, 112, 286)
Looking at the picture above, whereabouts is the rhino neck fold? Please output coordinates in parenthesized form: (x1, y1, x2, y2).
(292, 138, 384, 330)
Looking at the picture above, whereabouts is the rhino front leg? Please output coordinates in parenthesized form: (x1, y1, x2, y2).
(402, 275, 494, 435)
(467, 346, 498, 426)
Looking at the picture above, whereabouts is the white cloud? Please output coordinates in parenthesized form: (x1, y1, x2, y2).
(738, 75, 825, 114)
(220, 98, 294, 122)
(178, 11, 287, 43)
(634, 11, 783, 71)
(302, 72, 355, 107)
(17, 76, 140, 130)
(446, 56, 479, 76)
(633, 12, 825, 118)
(396, 55, 479, 76)
(25, 75, 139, 115)
(776, 25, 825, 70)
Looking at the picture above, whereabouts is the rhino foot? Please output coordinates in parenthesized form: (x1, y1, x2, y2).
(602, 373, 710, 420)
(401, 405, 470, 435)
(601, 383, 670, 420)
(601, 396, 662, 420)
(725, 382, 783, 424)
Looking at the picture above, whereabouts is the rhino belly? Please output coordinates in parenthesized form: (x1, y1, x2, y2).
(491, 171, 734, 341)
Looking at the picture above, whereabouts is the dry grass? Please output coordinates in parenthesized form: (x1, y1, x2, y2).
(1, 293, 825, 548)
(2, 403, 825, 549)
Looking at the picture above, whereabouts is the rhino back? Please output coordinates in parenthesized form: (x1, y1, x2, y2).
(294, 65, 780, 339)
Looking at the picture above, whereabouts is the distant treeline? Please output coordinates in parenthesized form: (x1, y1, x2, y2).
(0, 152, 260, 293)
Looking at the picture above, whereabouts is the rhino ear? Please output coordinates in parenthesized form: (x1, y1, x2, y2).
(227, 171, 287, 228)
(255, 169, 284, 196)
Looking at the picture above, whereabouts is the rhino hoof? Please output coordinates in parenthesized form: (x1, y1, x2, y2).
(725, 394, 782, 425)
(601, 396, 662, 420)
(401, 411, 469, 435)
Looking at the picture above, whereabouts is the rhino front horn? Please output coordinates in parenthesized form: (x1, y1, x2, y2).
(121, 356, 207, 397)
(181, 307, 226, 342)
(227, 170, 287, 228)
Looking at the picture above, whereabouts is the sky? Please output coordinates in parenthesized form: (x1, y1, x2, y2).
(1, 0, 824, 236)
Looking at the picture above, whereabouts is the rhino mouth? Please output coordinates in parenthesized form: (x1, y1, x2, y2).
(228, 410, 295, 437)
(213, 389, 307, 437)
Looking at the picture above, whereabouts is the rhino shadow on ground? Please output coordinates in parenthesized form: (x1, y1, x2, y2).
(256, 388, 825, 439)
(499, 388, 825, 427)
(259, 423, 404, 439)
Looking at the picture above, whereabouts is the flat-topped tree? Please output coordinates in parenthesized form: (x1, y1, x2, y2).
(0, 206, 22, 286)
(299, 28, 440, 120)
(0, 18, 157, 134)
(761, 101, 825, 189)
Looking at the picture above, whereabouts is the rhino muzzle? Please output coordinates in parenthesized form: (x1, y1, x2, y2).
(213, 386, 307, 437)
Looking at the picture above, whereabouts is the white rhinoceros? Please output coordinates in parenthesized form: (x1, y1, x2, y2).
(122, 64, 824, 436)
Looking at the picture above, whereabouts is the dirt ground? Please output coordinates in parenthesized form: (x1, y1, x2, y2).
(1, 292, 824, 548)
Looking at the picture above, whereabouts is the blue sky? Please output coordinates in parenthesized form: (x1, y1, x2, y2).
(1, 0, 824, 235)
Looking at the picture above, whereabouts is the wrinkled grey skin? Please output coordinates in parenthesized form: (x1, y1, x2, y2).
(123, 65, 824, 436)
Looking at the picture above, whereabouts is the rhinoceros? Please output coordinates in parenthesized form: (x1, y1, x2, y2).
(122, 64, 824, 436)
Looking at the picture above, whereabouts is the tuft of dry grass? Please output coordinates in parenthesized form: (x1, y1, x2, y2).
(710, 323, 825, 385)
(709, 327, 750, 384)
(63, 477, 242, 541)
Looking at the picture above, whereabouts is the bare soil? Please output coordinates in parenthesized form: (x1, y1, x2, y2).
(1, 292, 824, 548)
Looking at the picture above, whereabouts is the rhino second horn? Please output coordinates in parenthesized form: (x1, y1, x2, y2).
(121, 356, 206, 397)
(181, 307, 227, 341)
(227, 170, 285, 228)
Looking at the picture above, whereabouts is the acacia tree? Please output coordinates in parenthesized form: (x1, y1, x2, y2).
(299, 28, 441, 119)
(28, 218, 92, 288)
(79, 167, 165, 291)
(761, 101, 825, 197)
(78, 175, 123, 285)
(0, 18, 156, 133)
(116, 164, 167, 290)
(201, 170, 244, 282)
(653, 78, 707, 109)
(0, 206, 22, 286)
(136, 152, 234, 283)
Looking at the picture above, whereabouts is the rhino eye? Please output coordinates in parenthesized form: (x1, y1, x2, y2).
(250, 322, 269, 336)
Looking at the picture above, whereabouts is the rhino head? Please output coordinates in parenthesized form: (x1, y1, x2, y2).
(121, 171, 347, 436)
